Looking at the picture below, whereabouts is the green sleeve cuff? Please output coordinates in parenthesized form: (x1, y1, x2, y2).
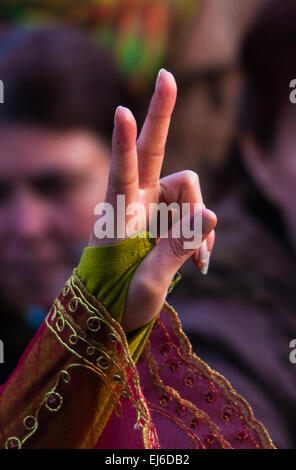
(77, 233, 156, 363)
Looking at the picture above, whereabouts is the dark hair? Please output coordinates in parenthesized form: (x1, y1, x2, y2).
(0, 27, 132, 141)
(240, 0, 296, 149)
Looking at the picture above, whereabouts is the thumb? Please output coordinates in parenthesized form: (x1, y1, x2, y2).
(122, 208, 216, 332)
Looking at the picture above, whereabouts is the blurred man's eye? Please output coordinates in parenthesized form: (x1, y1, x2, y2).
(31, 174, 83, 201)
(0, 180, 13, 203)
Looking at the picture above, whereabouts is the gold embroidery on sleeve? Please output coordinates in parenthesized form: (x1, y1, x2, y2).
(5, 271, 158, 449)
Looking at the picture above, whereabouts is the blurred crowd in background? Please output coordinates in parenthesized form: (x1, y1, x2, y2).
(0, 0, 296, 449)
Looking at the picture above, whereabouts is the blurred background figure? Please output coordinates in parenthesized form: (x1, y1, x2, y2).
(170, 0, 296, 449)
(0, 28, 133, 383)
(0, 0, 199, 93)
(0, 1, 265, 200)
(164, 0, 265, 203)
(0, 0, 295, 450)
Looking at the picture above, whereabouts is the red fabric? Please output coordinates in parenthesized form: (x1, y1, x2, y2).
(0, 274, 274, 449)
(98, 305, 274, 449)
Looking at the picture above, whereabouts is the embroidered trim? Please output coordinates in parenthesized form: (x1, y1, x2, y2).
(147, 400, 205, 449)
(142, 340, 232, 449)
(5, 271, 158, 450)
(4, 272, 274, 449)
(159, 301, 275, 449)
(70, 270, 157, 448)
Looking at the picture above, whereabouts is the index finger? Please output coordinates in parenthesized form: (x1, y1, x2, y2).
(137, 69, 177, 189)
(106, 105, 139, 209)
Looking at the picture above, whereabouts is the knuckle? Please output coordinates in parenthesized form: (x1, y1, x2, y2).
(109, 168, 138, 189)
(183, 170, 199, 186)
(136, 141, 164, 160)
(178, 170, 199, 191)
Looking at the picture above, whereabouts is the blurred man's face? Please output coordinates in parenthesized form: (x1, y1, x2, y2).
(0, 125, 110, 310)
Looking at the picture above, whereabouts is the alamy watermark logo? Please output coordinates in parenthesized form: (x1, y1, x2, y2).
(289, 79, 296, 103)
(289, 339, 296, 364)
(0, 80, 3, 104)
(0, 340, 4, 364)
(94, 196, 203, 249)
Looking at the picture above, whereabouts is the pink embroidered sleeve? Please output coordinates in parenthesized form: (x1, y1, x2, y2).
(0, 270, 275, 449)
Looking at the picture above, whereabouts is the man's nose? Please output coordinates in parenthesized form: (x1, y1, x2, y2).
(11, 188, 50, 240)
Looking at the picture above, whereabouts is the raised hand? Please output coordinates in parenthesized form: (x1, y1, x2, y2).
(90, 69, 217, 333)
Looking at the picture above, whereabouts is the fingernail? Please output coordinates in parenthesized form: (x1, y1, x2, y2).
(199, 240, 210, 275)
(114, 105, 123, 126)
(199, 240, 209, 263)
(155, 68, 166, 91)
(201, 260, 209, 275)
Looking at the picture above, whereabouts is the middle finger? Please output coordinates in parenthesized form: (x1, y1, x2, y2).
(137, 69, 177, 189)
